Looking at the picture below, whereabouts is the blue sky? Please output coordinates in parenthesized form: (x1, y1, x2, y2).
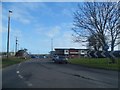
(1, 2, 87, 54)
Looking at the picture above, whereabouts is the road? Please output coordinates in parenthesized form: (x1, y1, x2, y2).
(2, 58, 119, 88)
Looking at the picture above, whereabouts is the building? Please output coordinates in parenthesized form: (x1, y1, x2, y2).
(54, 48, 88, 58)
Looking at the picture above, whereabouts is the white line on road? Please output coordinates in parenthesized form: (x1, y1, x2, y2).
(16, 71, 20, 74)
(28, 83, 33, 87)
(25, 81, 33, 87)
(18, 75, 23, 79)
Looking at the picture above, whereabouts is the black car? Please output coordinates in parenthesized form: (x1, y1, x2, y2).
(52, 55, 68, 64)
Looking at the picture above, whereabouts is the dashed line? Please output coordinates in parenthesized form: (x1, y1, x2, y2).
(27, 83, 33, 87)
(25, 81, 33, 87)
(16, 63, 22, 71)
(18, 75, 23, 79)
(16, 61, 33, 87)
(16, 71, 20, 74)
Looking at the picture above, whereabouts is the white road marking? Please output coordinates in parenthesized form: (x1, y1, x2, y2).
(16, 60, 33, 87)
(16, 71, 20, 74)
(18, 75, 23, 79)
(25, 81, 33, 87)
(28, 83, 33, 87)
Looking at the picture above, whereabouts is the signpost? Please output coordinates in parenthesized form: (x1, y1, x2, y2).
(87, 43, 117, 63)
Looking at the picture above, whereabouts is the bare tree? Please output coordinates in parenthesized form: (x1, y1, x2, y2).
(72, 2, 120, 51)
(87, 34, 103, 51)
(106, 1, 120, 51)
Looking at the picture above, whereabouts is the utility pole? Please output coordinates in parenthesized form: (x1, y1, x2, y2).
(18, 43, 19, 51)
(15, 37, 18, 53)
(51, 38, 53, 51)
(7, 10, 12, 58)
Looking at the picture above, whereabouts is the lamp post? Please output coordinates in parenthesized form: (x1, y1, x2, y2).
(7, 10, 12, 58)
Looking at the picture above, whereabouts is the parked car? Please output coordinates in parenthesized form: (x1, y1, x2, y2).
(30, 55, 36, 58)
(52, 55, 68, 64)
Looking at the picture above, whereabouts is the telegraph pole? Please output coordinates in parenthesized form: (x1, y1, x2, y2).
(51, 38, 53, 51)
(18, 43, 19, 51)
(15, 37, 18, 53)
(7, 10, 12, 58)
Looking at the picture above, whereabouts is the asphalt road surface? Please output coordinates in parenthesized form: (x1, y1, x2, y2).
(2, 58, 119, 88)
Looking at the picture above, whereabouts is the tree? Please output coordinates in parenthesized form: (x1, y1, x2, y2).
(87, 34, 103, 51)
(106, 1, 120, 51)
(72, 2, 120, 51)
(15, 49, 28, 59)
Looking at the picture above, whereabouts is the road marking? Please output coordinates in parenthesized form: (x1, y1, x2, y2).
(16, 71, 20, 74)
(28, 83, 33, 87)
(16, 60, 33, 87)
(18, 75, 23, 79)
(25, 81, 33, 87)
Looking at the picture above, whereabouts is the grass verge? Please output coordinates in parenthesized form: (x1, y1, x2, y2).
(2, 57, 30, 68)
(68, 58, 119, 71)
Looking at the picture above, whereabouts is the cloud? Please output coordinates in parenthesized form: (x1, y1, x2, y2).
(53, 3, 77, 18)
(62, 8, 73, 18)
(35, 22, 83, 49)
(35, 22, 73, 38)
(46, 26, 60, 38)
(35, 23, 84, 49)
(2, 0, 85, 2)
(9, 4, 33, 24)
(0, 26, 7, 33)
(11, 29, 22, 38)
(35, 25, 61, 38)
(2, 2, 49, 25)
(54, 32, 86, 49)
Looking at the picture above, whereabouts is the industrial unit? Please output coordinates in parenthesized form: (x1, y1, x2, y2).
(54, 48, 88, 58)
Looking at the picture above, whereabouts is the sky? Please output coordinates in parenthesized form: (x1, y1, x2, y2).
(1, 1, 119, 54)
(1, 2, 87, 54)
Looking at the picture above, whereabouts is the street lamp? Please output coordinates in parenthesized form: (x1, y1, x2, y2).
(7, 10, 12, 58)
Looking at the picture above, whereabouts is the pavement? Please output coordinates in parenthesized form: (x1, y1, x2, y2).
(2, 58, 119, 88)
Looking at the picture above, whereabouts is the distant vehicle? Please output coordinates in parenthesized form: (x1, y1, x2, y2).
(30, 55, 36, 58)
(52, 55, 68, 64)
(39, 55, 44, 59)
(30, 55, 39, 59)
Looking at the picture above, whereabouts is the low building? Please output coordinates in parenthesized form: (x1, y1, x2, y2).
(54, 48, 88, 58)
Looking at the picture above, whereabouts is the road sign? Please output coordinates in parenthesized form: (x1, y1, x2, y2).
(109, 51, 115, 59)
(94, 51, 98, 57)
(87, 50, 119, 58)
(101, 51, 106, 57)
(87, 51, 92, 58)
